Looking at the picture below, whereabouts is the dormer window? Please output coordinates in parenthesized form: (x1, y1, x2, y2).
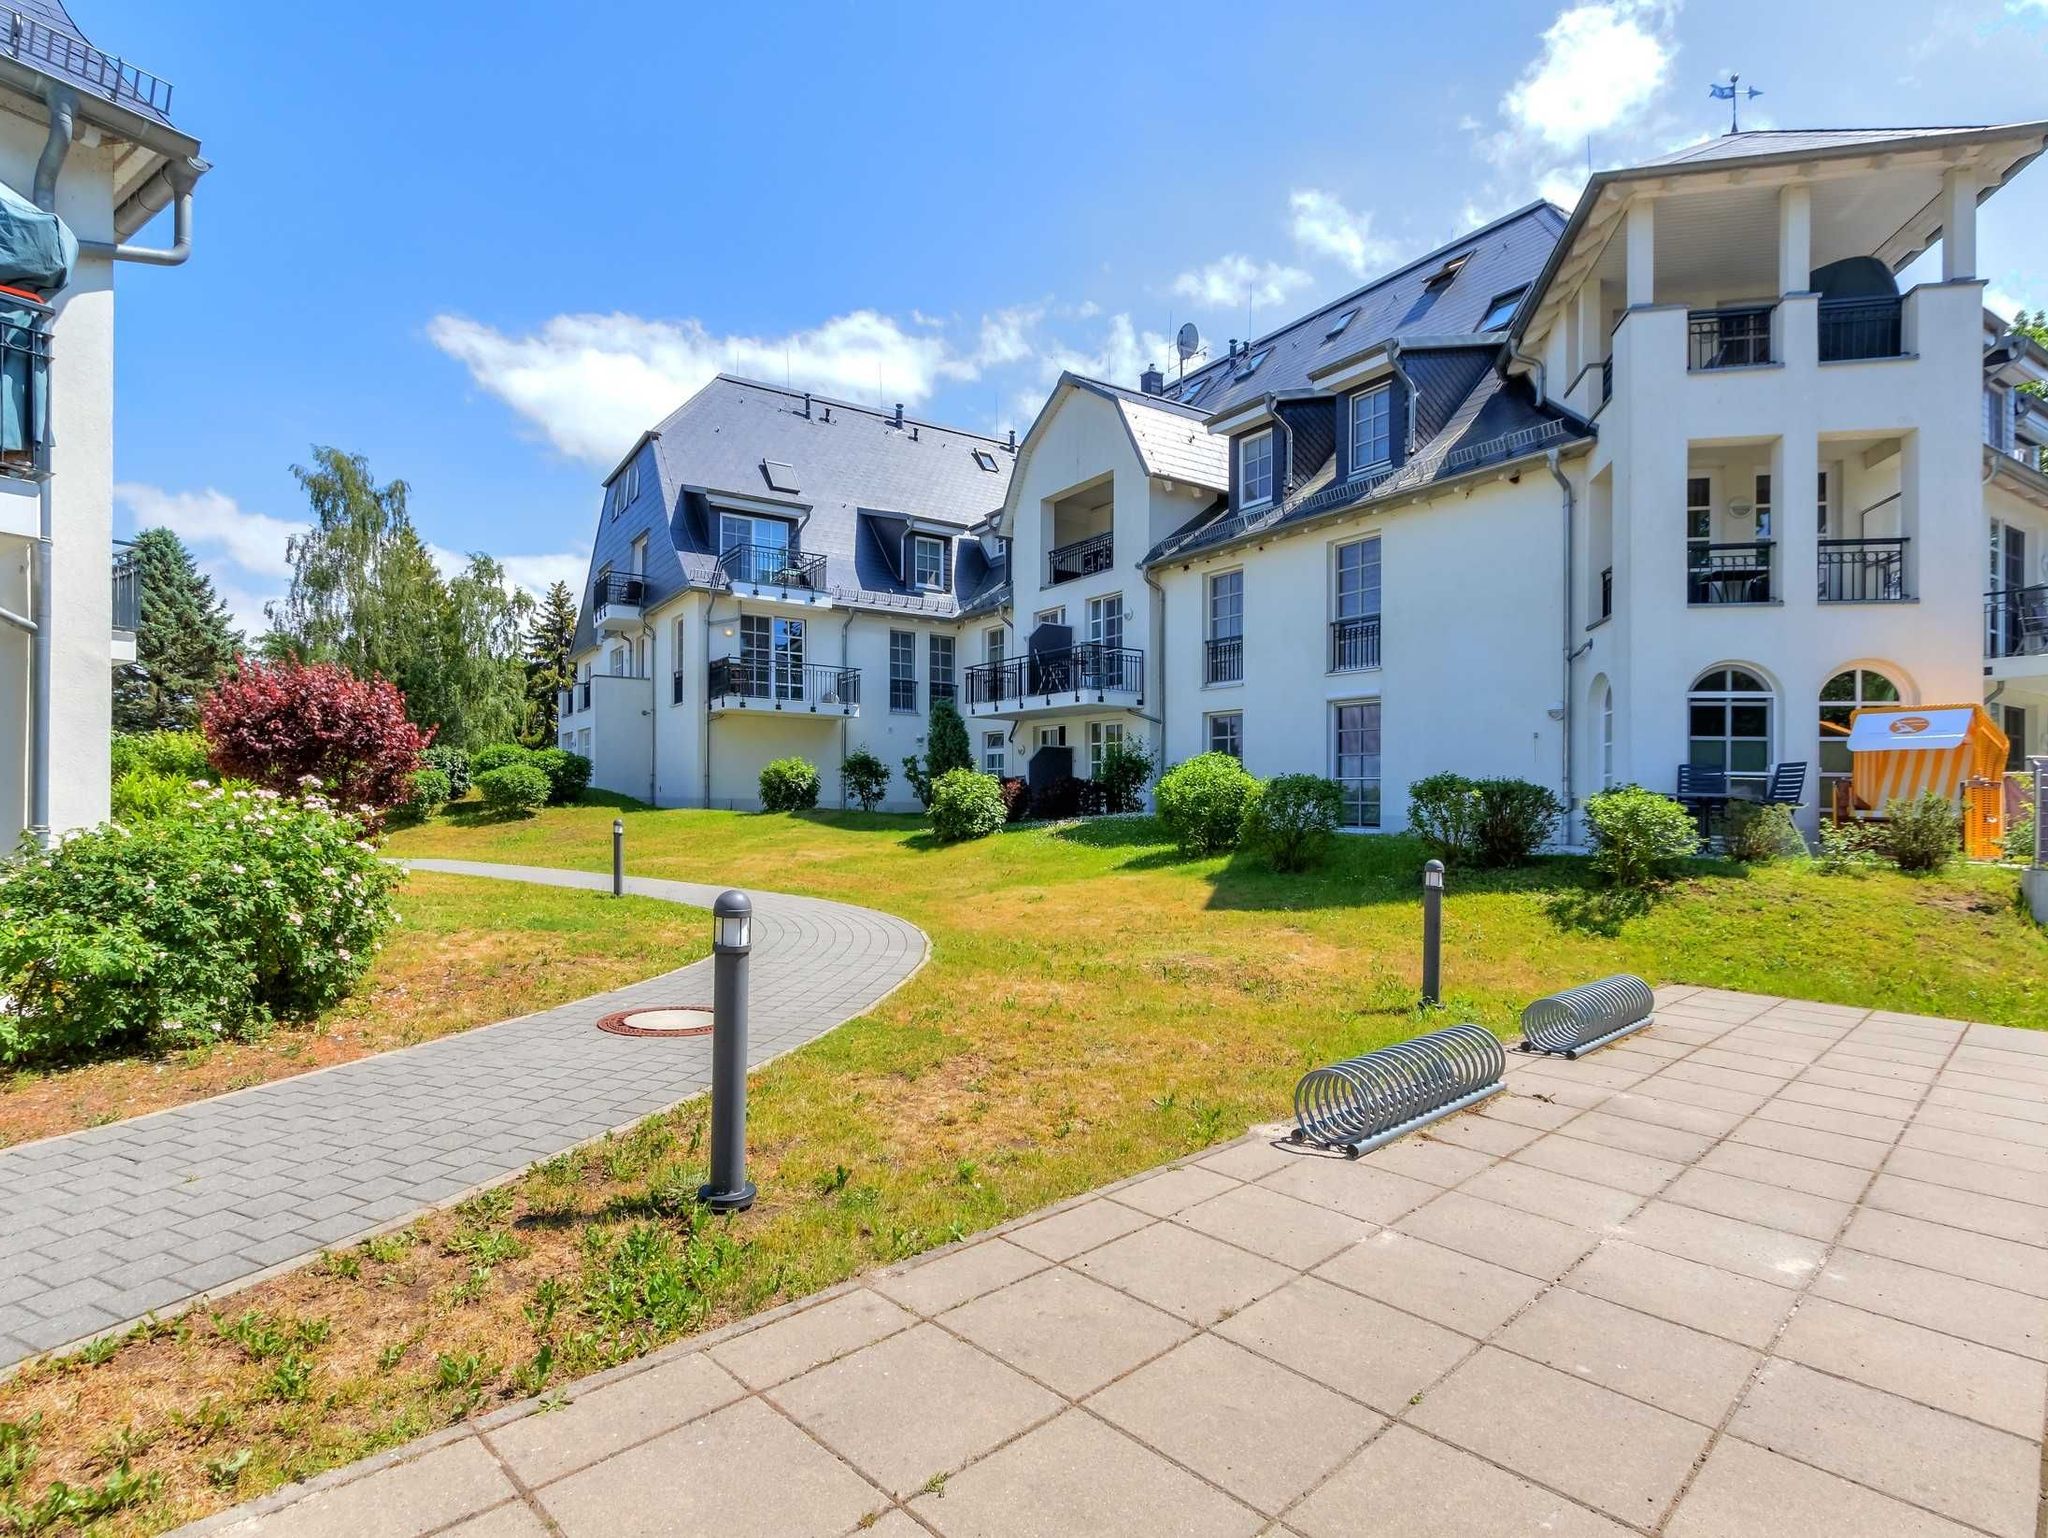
(1351, 384, 1392, 473)
(913, 534, 947, 590)
(1478, 287, 1526, 331)
(609, 461, 641, 519)
(1240, 429, 1274, 507)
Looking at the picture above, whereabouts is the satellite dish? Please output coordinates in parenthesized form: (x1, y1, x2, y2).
(1176, 323, 1200, 362)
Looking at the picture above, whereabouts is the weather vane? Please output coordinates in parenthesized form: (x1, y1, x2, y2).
(1708, 73, 1763, 135)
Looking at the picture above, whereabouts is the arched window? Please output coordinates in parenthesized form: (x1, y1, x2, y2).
(1688, 667, 1773, 796)
(1818, 667, 1902, 811)
(1598, 679, 1615, 788)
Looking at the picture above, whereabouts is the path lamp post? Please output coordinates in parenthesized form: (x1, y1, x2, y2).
(1421, 859, 1445, 1007)
(698, 889, 757, 1213)
(612, 819, 625, 897)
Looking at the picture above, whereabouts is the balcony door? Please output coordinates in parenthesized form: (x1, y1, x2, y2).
(1990, 521, 2030, 658)
(720, 512, 793, 584)
(740, 613, 804, 700)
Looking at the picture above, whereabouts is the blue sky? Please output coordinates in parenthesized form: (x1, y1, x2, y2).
(92, 0, 2048, 632)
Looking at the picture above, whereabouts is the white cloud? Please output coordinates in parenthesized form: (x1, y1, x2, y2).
(1501, 2, 1673, 152)
(970, 304, 1042, 369)
(1038, 313, 1176, 392)
(430, 308, 977, 468)
(115, 482, 304, 580)
(1288, 189, 1405, 277)
(428, 543, 587, 600)
(1170, 253, 1313, 313)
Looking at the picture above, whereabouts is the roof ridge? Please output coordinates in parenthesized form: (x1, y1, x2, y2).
(705, 373, 1012, 446)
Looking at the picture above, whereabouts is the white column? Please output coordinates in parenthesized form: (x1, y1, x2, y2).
(1625, 199, 1655, 306)
(1941, 167, 1978, 281)
(1778, 184, 1811, 295)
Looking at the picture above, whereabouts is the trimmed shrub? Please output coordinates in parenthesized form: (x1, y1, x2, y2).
(529, 747, 593, 805)
(1155, 753, 1259, 855)
(1241, 774, 1343, 872)
(1882, 792, 1960, 873)
(202, 658, 427, 812)
(1096, 738, 1154, 814)
(840, 748, 890, 811)
(421, 744, 473, 798)
(759, 756, 822, 813)
(999, 776, 1032, 822)
(1406, 772, 1482, 865)
(402, 766, 452, 819)
(476, 763, 550, 816)
(470, 743, 532, 776)
(0, 786, 399, 1064)
(1408, 773, 1560, 868)
(928, 769, 1006, 842)
(111, 730, 211, 783)
(1583, 786, 1701, 889)
(926, 699, 973, 777)
(1723, 801, 1804, 863)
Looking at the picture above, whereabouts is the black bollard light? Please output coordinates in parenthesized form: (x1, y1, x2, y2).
(612, 818, 625, 898)
(1421, 859, 1445, 1007)
(698, 890, 757, 1213)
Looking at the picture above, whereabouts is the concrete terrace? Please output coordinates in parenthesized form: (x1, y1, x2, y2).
(0, 862, 927, 1369)
(189, 986, 2048, 1538)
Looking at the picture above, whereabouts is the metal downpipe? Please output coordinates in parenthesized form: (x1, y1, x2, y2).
(1547, 448, 1576, 830)
(25, 83, 73, 846)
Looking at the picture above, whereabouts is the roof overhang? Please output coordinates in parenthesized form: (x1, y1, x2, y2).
(602, 429, 661, 487)
(1987, 448, 2048, 513)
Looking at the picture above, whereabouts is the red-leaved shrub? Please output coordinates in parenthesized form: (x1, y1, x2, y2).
(202, 658, 428, 811)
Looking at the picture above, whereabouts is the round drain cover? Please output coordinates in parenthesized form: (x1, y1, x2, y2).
(596, 1006, 716, 1039)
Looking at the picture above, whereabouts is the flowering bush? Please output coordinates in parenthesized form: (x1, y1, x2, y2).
(476, 763, 550, 816)
(203, 658, 427, 812)
(928, 769, 1006, 842)
(401, 766, 453, 819)
(0, 786, 400, 1064)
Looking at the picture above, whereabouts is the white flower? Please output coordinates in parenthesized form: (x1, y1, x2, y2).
(188, 779, 209, 790)
(286, 911, 303, 926)
(229, 863, 245, 875)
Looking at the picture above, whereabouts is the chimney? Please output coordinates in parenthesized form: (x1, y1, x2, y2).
(893, 401, 905, 428)
(1227, 338, 1239, 357)
(802, 391, 813, 419)
(1139, 363, 1164, 396)
(1007, 428, 1016, 452)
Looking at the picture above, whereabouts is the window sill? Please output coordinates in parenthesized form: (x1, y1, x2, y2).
(1818, 352, 1918, 368)
(1327, 664, 1383, 676)
(1685, 599, 1785, 609)
(1585, 613, 1612, 632)
(1202, 678, 1244, 691)
(1686, 361, 1782, 376)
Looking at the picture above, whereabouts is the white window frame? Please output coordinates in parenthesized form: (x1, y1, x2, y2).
(1036, 724, 1067, 749)
(1087, 593, 1122, 651)
(912, 534, 947, 590)
(981, 730, 1006, 775)
(1206, 710, 1243, 760)
(1600, 682, 1615, 789)
(1087, 719, 1125, 779)
(984, 626, 1005, 665)
(1350, 384, 1392, 473)
(1331, 699, 1381, 830)
(1689, 667, 1775, 799)
(889, 629, 917, 713)
(1033, 605, 1066, 630)
(1240, 428, 1274, 508)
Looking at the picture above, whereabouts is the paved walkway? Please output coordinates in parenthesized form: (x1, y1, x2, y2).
(190, 988, 2048, 1538)
(0, 861, 927, 1369)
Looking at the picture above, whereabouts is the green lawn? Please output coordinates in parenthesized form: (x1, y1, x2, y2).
(4, 803, 2040, 1534)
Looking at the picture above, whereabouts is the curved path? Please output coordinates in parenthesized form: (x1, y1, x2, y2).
(0, 861, 927, 1370)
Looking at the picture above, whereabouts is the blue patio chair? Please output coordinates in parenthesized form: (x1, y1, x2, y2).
(1763, 761, 1807, 809)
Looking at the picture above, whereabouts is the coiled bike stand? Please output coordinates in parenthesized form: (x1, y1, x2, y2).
(1290, 1024, 1506, 1159)
(1518, 975, 1655, 1059)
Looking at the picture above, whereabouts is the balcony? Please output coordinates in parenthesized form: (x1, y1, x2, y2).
(1817, 296, 1904, 362)
(1599, 566, 1613, 621)
(1687, 541, 1774, 605)
(1687, 306, 1773, 371)
(707, 656, 859, 716)
(1048, 531, 1113, 585)
(1204, 635, 1242, 685)
(1817, 538, 1908, 603)
(717, 542, 828, 601)
(0, 297, 50, 481)
(1986, 585, 2048, 664)
(111, 542, 139, 633)
(1329, 615, 1381, 672)
(963, 643, 1143, 718)
(591, 571, 646, 636)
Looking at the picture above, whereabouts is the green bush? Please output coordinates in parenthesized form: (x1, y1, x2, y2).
(1407, 773, 1560, 867)
(928, 769, 1006, 842)
(421, 744, 472, 798)
(1882, 792, 1959, 873)
(840, 748, 890, 811)
(1155, 753, 1259, 855)
(471, 743, 532, 775)
(0, 787, 399, 1064)
(1095, 738, 1155, 814)
(1241, 774, 1343, 872)
(2004, 808, 2037, 864)
(1723, 801, 1804, 863)
(476, 763, 550, 816)
(111, 730, 211, 783)
(402, 766, 452, 819)
(529, 747, 593, 805)
(1583, 786, 1701, 889)
(759, 756, 821, 812)
(1816, 819, 1884, 876)
(112, 769, 204, 824)
(1406, 773, 1481, 865)
(927, 700, 973, 777)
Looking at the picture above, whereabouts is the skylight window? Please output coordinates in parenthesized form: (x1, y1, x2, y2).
(972, 448, 999, 472)
(1399, 252, 1472, 327)
(1178, 378, 1209, 405)
(1478, 287, 1526, 331)
(1232, 347, 1272, 380)
(761, 459, 799, 493)
(1324, 308, 1359, 340)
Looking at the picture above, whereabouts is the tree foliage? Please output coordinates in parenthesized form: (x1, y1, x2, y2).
(112, 527, 240, 732)
(522, 580, 580, 747)
(202, 657, 428, 811)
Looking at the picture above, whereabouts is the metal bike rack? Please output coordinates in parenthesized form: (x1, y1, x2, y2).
(1290, 1024, 1506, 1158)
(1518, 974, 1655, 1058)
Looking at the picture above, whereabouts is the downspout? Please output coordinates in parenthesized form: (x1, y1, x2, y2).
(1143, 563, 1167, 776)
(837, 610, 854, 808)
(642, 619, 656, 805)
(77, 158, 202, 267)
(24, 83, 73, 846)
(1384, 341, 1421, 459)
(1547, 449, 1579, 832)
(1507, 339, 1548, 406)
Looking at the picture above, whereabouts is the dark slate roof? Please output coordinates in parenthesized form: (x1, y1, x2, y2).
(1147, 346, 1589, 565)
(3, 1, 177, 126)
(1169, 202, 1568, 423)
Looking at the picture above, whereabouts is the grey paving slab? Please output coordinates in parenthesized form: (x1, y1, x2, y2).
(0, 860, 926, 1369)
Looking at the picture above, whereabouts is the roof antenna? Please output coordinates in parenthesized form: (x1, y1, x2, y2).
(1708, 73, 1762, 135)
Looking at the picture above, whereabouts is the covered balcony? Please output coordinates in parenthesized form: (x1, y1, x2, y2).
(706, 656, 859, 717)
(963, 643, 1143, 719)
(591, 571, 645, 636)
(1045, 477, 1113, 586)
(1986, 584, 2048, 674)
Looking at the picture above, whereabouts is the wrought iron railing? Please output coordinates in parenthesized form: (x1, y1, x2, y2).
(1329, 615, 1380, 672)
(1599, 566, 1613, 619)
(1687, 541, 1774, 605)
(1, 9, 173, 115)
(708, 656, 860, 712)
(963, 643, 1144, 707)
(1204, 635, 1242, 685)
(111, 542, 138, 632)
(0, 298, 50, 480)
(590, 571, 646, 617)
(717, 542, 826, 590)
(1985, 583, 2048, 659)
(1688, 305, 1773, 370)
(1817, 537, 1908, 602)
(1048, 531, 1114, 584)
(1817, 295, 1903, 362)
(1600, 355, 1612, 402)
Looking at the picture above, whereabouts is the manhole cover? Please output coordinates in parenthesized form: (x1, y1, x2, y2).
(596, 1006, 716, 1039)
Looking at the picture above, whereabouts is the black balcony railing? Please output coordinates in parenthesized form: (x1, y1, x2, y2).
(1329, 615, 1381, 672)
(717, 542, 827, 590)
(963, 643, 1144, 707)
(0, 298, 51, 479)
(1599, 566, 1613, 620)
(111, 542, 139, 633)
(1688, 306, 1773, 370)
(672, 670, 686, 706)
(1048, 531, 1114, 585)
(708, 656, 859, 712)
(1986, 584, 2048, 660)
(590, 571, 646, 616)
(1599, 355, 1612, 403)
(1687, 541, 1774, 605)
(1818, 538, 1908, 602)
(1818, 295, 1903, 362)
(1204, 635, 1243, 685)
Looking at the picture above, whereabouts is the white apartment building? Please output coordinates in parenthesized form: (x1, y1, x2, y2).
(573, 121, 2048, 837)
(0, 3, 204, 847)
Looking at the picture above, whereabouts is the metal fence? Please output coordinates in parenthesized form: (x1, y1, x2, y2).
(2, 9, 173, 116)
(111, 541, 139, 632)
(1329, 615, 1380, 672)
(1817, 295, 1904, 362)
(1817, 537, 1907, 602)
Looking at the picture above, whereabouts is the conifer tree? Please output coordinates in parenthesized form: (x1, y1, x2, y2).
(112, 526, 240, 731)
